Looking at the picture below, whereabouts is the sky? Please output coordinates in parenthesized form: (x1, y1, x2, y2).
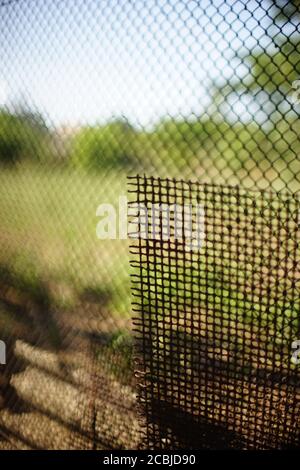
(0, 0, 296, 128)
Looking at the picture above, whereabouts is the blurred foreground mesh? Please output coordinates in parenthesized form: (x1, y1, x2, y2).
(0, 0, 299, 449)
(129, 175, 300, 450)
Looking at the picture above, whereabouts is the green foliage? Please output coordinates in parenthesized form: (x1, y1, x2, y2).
(70, 119, 138, 171)
(213, 0, 300, 120)
(247, 43, 300, 95)
(0, 106, 299, 186)
(0, 108, 50, 165)
(149, 118, 285, 171)
(224, 40, 300, 101)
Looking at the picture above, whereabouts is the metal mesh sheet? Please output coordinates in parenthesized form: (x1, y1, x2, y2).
(129, 175, 300, 450)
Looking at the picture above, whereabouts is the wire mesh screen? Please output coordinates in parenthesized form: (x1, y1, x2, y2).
(129, 175, 300, 450)
(0, 0, 299, 450)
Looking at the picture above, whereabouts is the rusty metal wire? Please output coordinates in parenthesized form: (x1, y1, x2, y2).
(129, 175, 300, 449)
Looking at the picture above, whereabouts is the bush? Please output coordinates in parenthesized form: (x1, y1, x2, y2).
(0, 109, 50, 166)
(70, 119, 138, 171)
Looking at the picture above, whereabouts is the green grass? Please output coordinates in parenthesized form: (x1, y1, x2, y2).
(0, 164, 130, 316)
(0, 164, 298, 359)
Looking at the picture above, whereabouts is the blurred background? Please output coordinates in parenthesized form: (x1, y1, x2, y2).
(0, 0, 299, 449)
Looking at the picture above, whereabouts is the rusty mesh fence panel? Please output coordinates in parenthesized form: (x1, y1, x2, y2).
(129, 175, 300, 450)
(0, 0, 299, 450)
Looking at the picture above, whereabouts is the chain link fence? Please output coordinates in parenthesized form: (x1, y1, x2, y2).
(0, 0, 299, 449)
